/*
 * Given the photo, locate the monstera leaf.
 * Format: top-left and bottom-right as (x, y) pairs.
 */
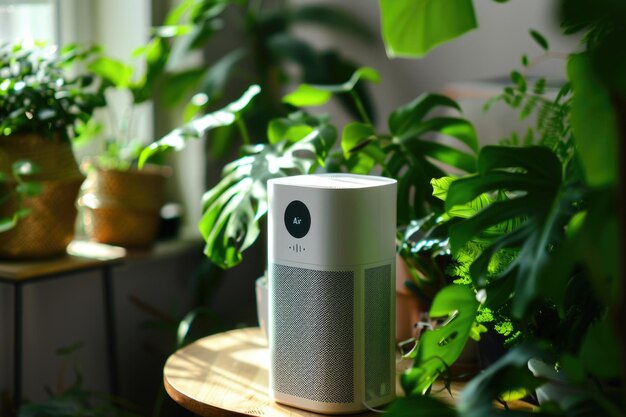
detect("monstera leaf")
(444, 145), (578, 318)
(458, 344), (543, 416)
(343, 93), (479, 224)
(138, 85), (261, 167)
(401, 285), (479, 395)
(199, 114), (336, 268)
(379, 0), (478, 58)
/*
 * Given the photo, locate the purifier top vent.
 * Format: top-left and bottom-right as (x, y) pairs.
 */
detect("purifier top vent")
(269, 173), (395, 190)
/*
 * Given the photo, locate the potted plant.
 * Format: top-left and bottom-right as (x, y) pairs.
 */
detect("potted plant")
(139, 64), (480, 348)
(0, 42), (104, 258)
(79, 42), (172, 248)
(372, 1), (625, 415)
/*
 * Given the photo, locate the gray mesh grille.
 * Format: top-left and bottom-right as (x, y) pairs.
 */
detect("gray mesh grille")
(364, 264), (392, 401)
(271, 264), (354, 403)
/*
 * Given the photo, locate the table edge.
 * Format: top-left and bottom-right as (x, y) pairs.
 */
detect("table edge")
(163, 361), (252, 417)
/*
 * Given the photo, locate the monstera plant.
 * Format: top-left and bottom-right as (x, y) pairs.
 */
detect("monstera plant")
(376, 0), (624, 415)
(141, 64), (480, 270)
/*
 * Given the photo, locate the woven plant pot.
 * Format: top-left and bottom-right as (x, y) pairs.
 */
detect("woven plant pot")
(79, 164), (170, 248)
(0, 133), (84, 258)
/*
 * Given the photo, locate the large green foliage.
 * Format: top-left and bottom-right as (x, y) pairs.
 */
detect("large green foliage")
(198, 112), (336, 268)
(382, 0), (624, 414)
(401, 285), (478, 395)
(379, 0), (477, 58)
(336, 90), (479, 223)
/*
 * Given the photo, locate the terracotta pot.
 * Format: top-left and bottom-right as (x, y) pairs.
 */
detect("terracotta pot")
(395, 254), (427, 342)
(79, 164), (170, 248)
(0, 133), (83, 258)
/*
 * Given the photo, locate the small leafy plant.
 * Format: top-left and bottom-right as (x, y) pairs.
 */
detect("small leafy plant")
(0, 42), (105, 142)
(85, 38), (169, 170)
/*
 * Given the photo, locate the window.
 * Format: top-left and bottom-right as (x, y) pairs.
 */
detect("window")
(0, 0), (59, 44)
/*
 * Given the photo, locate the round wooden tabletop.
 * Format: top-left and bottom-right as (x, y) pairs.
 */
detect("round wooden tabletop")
(163, 327), (534, 417)
(164, 327), (400, 417)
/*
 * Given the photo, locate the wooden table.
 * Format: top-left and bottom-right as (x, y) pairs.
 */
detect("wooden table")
(164, 327), (536, 417)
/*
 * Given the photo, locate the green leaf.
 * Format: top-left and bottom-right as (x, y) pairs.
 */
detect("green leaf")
(529, 29), (549, 51)
(283, 84), (332, 107)
(15, 207), (32, 219)
(579, 317), (622, 378)
(72, 119), (102, 148)
(16, 182), (42, 197)
(445, 172), (542, 210)
(267, 119), (314, 144)
(389, 94), (462, 137)
(458, 344), (542, 415)
(431, 176), (456, 202)
(449, 197), (530, 251)
(200, 123), (334, 268)
(401, 285), (478, 395)
(432, 176), (491, 219)
(87, 56), (133, 88)
(442, 145), (572, 318)
(568, 53), (618, 187)
(403, 140), (476, 173)
(477, 145), (561, 181)
(379, 0), (477, 58)
(283, 67), (380, 107)
(139, 84), (261, 167)
(0, 217), (16, 233)
(510, 70), (526, 93)
(341, 122), (375, 159)
(521, 54), (529, 67)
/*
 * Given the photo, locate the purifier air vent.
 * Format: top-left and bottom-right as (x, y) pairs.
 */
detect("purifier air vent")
(364, 264), (392, 402)
(271, 264), (354, 403)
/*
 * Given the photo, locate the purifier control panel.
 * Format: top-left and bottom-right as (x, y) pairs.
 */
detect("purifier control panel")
(284, 200), (310, 238)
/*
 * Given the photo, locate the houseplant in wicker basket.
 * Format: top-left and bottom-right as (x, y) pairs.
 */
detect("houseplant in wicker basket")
(0, 42), (105, 258)
(79, 44), (171, 248)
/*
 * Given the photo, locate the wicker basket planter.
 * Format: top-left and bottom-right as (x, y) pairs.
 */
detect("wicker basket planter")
(79, 164), (170, 248)
(0, 133), (84, 259)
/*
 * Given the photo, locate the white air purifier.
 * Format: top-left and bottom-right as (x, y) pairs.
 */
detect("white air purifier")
(267, 173), (397, 414)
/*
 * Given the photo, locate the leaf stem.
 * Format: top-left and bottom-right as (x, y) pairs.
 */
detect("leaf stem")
(235, 115), (251, 145)
(350, 90), (372, 125)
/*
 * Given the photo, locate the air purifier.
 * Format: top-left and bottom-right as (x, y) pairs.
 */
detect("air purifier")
(267, 173), (397, 414)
